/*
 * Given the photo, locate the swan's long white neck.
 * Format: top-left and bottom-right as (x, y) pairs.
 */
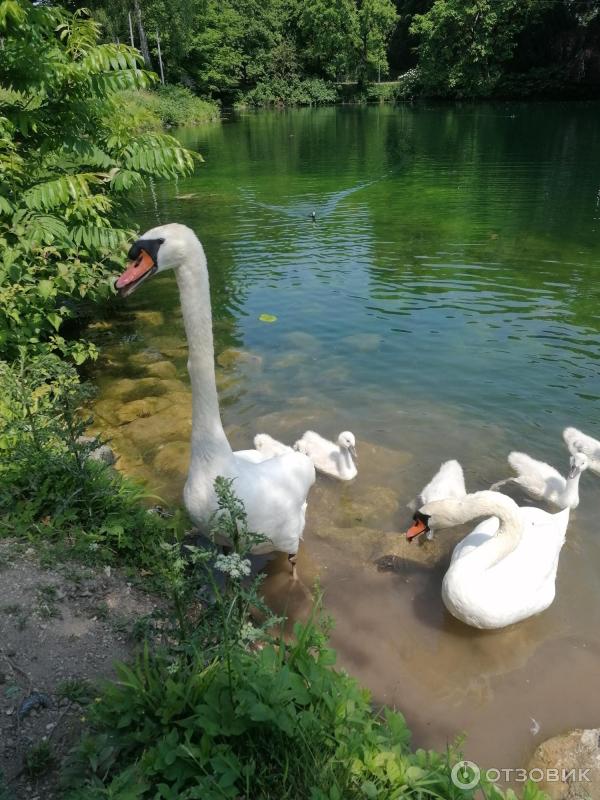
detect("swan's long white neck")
(562, 471), (582, 506)
(451, 492), (522, 573)
(175, 242), (232, 468)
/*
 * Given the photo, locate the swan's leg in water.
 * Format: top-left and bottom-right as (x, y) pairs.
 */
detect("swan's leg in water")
(288, 553), (298, 581)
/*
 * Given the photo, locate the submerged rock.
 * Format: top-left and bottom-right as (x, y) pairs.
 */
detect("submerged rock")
(101, 376), (170, 402)
(528, 728), (600, 799)
(217, 348), (263, 370)
(115, 396), (172, 425)
(282, 331), (321, 352)
(341, 333), (382, 352)
(133, 310), (165, 328)
(153, 441), (190, 478)
(77, 436), (116, 466)
(145, 360), (179, 380)
(123, 406), (191, 453)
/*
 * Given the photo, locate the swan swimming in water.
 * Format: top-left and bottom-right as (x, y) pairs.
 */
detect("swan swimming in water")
(294, 430), (358, 480)
(115, 224), (315, 578)
(407, 460), (466, 541)
(563, 426), (600, 476)
(406, 491), (570, 629)
(491, 451), (589, 510)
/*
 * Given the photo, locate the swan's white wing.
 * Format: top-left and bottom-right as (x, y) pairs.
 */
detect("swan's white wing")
(296, 430), (342, 476)
(232, 451), (316, 553)
(235, 448), (268, 464)
(298, 430), (334, 453)
(563, 427), (600, 475)
(450, 515), (499, 562)
(486, 506), (569, 586)
(254, 433), (291, 458)
(410, 460), (466, 511)
(508, 451), (565, 498)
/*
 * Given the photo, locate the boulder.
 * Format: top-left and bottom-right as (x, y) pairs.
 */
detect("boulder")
(153, 441), (190, 479)
(217, 348), (263, 370)
(145, 360), (178, 380)
(527, 728), (600, 799)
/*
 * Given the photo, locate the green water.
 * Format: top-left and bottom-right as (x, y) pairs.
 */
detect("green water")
(93, 103), (600, 771)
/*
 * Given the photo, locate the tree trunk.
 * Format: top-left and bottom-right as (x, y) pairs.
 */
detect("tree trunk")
(133, 0), (152, 69)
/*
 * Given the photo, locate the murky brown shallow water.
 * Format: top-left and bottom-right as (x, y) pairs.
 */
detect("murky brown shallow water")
(91, 103), (600, 777)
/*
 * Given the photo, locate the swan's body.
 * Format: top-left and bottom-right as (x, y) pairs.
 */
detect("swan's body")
(491, 451), (588, 510)
(411, 491), (570, 629)
(407, 460), (466, 540)
(254, 433), (293, 459)
(115, 224), (315, 569)
(295, 430), (357, 480)
(563, 426), (600, 476)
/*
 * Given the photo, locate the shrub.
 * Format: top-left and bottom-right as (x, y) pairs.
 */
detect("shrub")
(394, 68), (422, 100)
(0, 1), (196, 363)
(0, 354), (178, 571)
(241, 77), (338, 107)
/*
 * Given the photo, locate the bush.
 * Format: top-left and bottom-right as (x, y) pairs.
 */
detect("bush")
(393, 68), (422, 100)
(118, 85), (220, 129)
(0, 2), (196, 363)
(241, 77), (338, 107)
(0, 354), (178, 571)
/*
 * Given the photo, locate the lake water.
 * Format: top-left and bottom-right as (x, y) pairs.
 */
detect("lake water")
(91, 103), (600, 773)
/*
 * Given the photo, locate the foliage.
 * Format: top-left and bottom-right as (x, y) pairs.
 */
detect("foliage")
(410, 0), (546, 97)
(63, 482), (549, 800)
(71, 0), (600, 102)
(0, 0), (196, 362)
(116, 85), (219, 130)
(241, 78), (338, 107)
(0, 354), (178, 571)
(356, 0), (399, 84)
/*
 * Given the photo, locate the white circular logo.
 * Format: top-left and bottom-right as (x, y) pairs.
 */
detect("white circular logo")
(451, 760), (481, 790)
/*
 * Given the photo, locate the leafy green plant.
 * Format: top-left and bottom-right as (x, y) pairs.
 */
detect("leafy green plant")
(0, 354), (180, 572)
(0, 0), (196, 362)
(57, 678), (97, 706)
(116, 86), (219, 130)
(241, 77), (338, 107)
(25, 741), (55, 777)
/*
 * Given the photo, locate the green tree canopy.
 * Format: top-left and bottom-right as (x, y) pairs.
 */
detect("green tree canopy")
(410, 0), (546, 96)
(0, 0), (195, 360)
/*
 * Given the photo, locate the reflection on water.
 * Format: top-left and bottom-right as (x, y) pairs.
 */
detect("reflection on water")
(91, 103), (600, 772)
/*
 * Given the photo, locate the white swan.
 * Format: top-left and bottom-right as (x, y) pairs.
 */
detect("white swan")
(491, 451), (588, 510)
(115, 224), (315, 577)
(406, 491), (570, 629)
(254, 433), (293, 458)
(294, 430), (357, 480)
(563, 426), (600, 476)
(407, 460), (466, 541)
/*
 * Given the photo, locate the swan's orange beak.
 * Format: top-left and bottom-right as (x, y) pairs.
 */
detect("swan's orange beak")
(406, 516), (429, 542)
(115, 249), (156, 297)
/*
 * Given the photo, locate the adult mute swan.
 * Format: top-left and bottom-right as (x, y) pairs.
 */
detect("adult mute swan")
(491, 451), (588, 510)
(294, 430), (357, 480)
(115, 224), (316, 577)
(407, 460), (466, 541)
(405, 491), (570, 629)
(563, 426), (600, 476)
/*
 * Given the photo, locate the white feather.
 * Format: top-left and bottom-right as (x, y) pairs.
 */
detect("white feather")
(294, 430), (357, 481)
(563, 426), (600, 476)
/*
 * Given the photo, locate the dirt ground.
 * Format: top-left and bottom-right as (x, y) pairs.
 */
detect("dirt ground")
(0, 539), (160, 799)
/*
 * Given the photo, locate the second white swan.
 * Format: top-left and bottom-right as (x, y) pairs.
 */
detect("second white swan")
(406, 491), (570, 629)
